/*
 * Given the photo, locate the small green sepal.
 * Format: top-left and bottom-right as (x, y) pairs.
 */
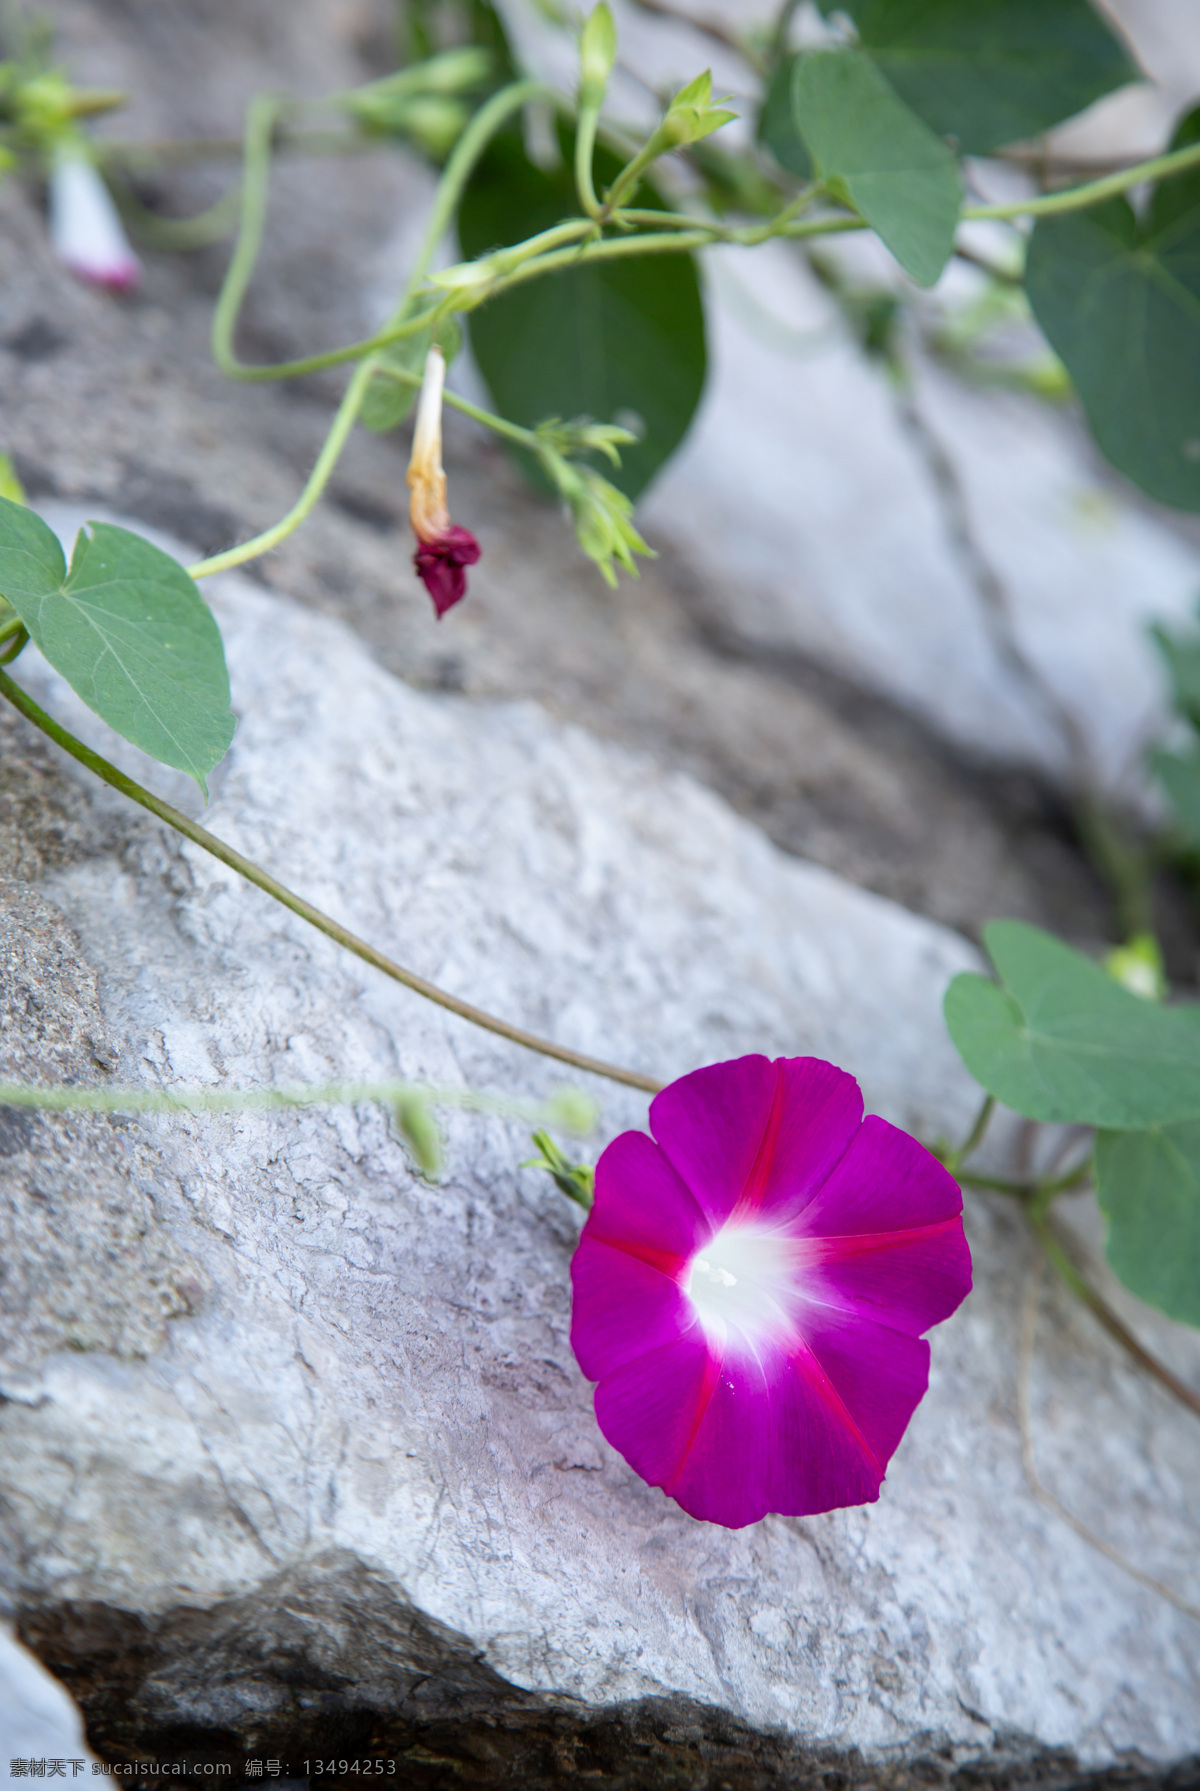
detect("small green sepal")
(523, 1130), (595, 1209)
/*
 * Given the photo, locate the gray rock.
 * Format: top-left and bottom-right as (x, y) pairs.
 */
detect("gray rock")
(0, 1621), (97, 1762)
(1, 512), (1198, 1779)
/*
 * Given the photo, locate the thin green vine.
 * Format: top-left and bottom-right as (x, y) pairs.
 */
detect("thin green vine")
(0, 667), (663, 1096)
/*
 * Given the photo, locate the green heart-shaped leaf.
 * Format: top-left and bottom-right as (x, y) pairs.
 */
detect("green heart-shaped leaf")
(0, 497), (67, 602)
(1096, 1123), (1200, 1326)
(458, 127), (706, 500)
(1153, 746), (1200, 845)
(824, 0), (1137, 157)
(944, 919), (1200, 1126)
(791, 48), (961, 287)
(758, 55), (812, 180)
(1025, 109), (1200, 512)
(0, 503), (235, 794)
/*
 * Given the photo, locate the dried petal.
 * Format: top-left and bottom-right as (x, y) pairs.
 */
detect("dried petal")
(407, 345), (480, 616)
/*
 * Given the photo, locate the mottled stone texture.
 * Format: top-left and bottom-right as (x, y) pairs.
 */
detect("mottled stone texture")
(2, 0), (1200, 1775)
(0, 531), (1197, 1781)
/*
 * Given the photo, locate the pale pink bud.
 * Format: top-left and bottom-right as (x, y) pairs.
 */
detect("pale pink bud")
(48, 144), (141, 291)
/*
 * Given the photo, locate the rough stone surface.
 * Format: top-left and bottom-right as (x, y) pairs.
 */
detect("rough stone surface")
(3, 0), (1200, 1775)
(0, 877), (204, 1374)
(0, 518), (1198, 1779)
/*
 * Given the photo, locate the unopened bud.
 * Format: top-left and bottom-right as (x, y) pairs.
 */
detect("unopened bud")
(1105, 933), (1165, 1002)
(47, 142), (141, 291)
(661, 71), (737, 148)
(579, 4), (617, 106)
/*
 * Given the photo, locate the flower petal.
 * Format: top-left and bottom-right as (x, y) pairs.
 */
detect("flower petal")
(650, 1055), (861, 1229)
(796, 1303), (932, 1468)
(665, 1337), (885, 1527)
(649, 1055), (776, 1226)
(665, 1347), (777, 1527)
(593, 1325), (721, 1494)
(797, 1114), (963, 1235)
(588, 1129), (710, 1265)
(737, 1057), (864, 1224)
(571, 1235), (694, 1382)
(800, 1220), (972, 1336)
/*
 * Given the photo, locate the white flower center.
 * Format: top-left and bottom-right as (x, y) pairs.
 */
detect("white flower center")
(683, 1225), (802, 1348)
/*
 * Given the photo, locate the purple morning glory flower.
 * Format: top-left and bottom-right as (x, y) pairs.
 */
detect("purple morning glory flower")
(570, 1055), (972, 1529)
(407, 345), (480, 617)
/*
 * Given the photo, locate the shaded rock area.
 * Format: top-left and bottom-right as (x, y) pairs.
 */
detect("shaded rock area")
(11, 1554), (1189, 1790)
(0, 537), (1198, 1781)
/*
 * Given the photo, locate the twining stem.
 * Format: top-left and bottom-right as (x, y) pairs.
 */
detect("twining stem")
(209, 91), (290, 381)
(189, 78), (547, 581)
(0, 669), (662, 1096)
(0, 622), (28, 665)
(187, 355), (377, 579)
(1018, 1261), (1200, 1624)
(0, 1077), (592, 1129)
(112, 177), (244, 250)
(944, 1092), (995, 1173)
(964, 135), (1200, 221)
(1032, 1208), (1200, 1422)
(356, 356), (545, 452)
(955, 1137), (1200, 1422)
(182, 55), (1200, 589)
(401, 80), (548, 299)
(574, 97), (604, 219)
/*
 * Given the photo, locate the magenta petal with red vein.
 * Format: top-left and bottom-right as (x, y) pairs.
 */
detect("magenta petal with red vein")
(570, 1055), (972, 1528)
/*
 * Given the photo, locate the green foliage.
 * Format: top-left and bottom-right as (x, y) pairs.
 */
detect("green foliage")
(824, 0), (1136, 156)
(1025, 109), (1200, 513)
(0, 490), (64, 597)
(657, 71), (737, 151)
(1153, 609), (1200, 726)
(0, 500), (234, 792)
(1096, 1123), (1200, 1325)
(548, 457), (653, 586)
(523, 1129), (595, 1209)
(758, 55), (811, 180)
(0, 454), (24, 505)
(944, 919), (1200, 1127)
(1153, 747), (1200, 846)
(1150, 600), (1200, 843)
(394, 1091), (443, 1177)
(341, 48), (491, 158)
(457, 128), (706, 500)
(1104, 931), (1165, 1002)
(361, 317), (462, 434)
(790, 49), (961, 287)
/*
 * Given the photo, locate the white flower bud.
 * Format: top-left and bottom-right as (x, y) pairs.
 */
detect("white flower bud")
(48, 143), (140, 291)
